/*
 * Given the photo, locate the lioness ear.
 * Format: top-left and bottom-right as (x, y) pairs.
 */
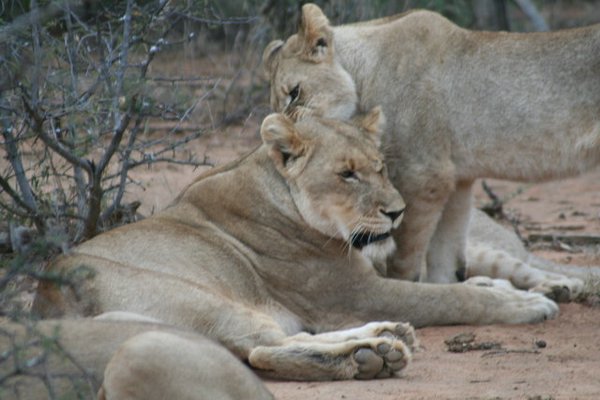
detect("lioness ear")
(261, 113), (307, 170)
(263, 40), (284, 77)
(298, 3), (333, 63)
(357, 106), (386, 147)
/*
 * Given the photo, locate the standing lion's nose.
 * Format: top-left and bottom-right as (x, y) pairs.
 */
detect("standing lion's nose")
(380, 208), (404, 223)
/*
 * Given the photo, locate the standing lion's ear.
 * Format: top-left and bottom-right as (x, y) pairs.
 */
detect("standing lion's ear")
(261, 113), (307, 171)
(263, 40), (284, 77)
(356, 106), (386, 147)
(298, 3), (333, 63)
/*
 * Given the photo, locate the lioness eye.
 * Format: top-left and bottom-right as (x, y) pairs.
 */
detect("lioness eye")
(339, 170), (357, 180)
(289, 84), (300, 102)
(379, 164), (387, 176)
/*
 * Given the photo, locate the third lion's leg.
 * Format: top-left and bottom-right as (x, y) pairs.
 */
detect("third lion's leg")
(388, 187), (451, 282)
(426, 181), (474, 283)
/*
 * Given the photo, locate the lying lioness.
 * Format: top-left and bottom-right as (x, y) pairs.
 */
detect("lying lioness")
(263, 4), (600, 289)
(0, 316), (273, 400)
(33, 110), (557, 383)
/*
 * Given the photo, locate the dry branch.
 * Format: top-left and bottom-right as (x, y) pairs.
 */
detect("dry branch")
(528, 234), (600, 247)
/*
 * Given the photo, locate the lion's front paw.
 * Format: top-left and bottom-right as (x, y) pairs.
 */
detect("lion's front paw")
(530, 277), (584, 302)
(353, 338), (410, 379)
(489, 287), (560, 324)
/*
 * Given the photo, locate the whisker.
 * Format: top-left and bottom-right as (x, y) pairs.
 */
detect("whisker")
(347, 221), (364, 261)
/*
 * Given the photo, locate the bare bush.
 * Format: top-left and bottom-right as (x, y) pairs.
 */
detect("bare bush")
(0, 1), (267, 397)
(2, 0), (204, 244)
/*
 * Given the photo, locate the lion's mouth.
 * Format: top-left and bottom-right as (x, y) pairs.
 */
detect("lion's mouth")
(350, 231), (391, 249)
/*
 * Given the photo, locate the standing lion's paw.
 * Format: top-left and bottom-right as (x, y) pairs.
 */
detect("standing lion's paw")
(530, 277), (584, 302)
(353, 337), (410, 379)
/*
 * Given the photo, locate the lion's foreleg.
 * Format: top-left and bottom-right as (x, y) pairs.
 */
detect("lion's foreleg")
(427, 181), (474, 283)
(387, 161), (456, 281)
(388, 194), (448, 281)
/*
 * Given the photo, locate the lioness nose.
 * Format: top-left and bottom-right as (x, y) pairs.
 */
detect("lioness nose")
(381, 208), (404, 223)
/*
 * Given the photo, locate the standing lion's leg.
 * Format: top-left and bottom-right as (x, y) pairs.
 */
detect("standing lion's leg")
(426, 181), (474, 283)
(386, 160), (456, 281)
(388, 199), (445, 281)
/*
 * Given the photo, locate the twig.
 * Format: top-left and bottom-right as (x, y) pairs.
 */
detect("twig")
(480, 180), (504, 218)
(0, 177), (37, 217)
(0, 128), (44, 233)
(482, 348), (541, 357)
(20, 95), (93, 174)
(127, 157), (211, 169)
(172, 12), (260, 25)
(512, 0), (549, 31)
(528, 234), (600, 247)
(100, 113), (143, 224)
(479, 180), (526, 244)
(0, 199), (31, 220)
(149, 76), (217, 83)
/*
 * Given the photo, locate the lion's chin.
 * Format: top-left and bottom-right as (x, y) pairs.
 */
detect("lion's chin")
(350, 231), (391, 249)
(359, 237), (396, 265)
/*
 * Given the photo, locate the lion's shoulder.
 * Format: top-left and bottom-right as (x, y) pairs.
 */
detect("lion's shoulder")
(337, 9), (458, 37)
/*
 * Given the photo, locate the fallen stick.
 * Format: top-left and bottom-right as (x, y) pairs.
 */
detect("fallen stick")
(528, 234), (600, 246)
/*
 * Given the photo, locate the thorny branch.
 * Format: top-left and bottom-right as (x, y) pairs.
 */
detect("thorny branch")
(1, 0), (272, 397)
(1, 0), (219, 244)
(480, 180), (526, 244)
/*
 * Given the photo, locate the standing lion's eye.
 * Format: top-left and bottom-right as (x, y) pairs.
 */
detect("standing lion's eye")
(289, 84), (300, 103)
(339, 170), (358, 181)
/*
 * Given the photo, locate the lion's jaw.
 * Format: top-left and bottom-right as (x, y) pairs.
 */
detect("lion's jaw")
(291, 190), (399, 257)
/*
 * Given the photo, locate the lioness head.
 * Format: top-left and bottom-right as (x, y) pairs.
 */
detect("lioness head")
(261, 108), (404, 259)
(263, 4), (357, 120)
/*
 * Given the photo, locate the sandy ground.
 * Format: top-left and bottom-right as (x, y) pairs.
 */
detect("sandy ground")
(268, 304), (600, 400)
(127, 126), (600, 400)
(266, 303), (600, 399)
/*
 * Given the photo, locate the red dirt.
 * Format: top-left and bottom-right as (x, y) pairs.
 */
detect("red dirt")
(266, 303), (600, 399)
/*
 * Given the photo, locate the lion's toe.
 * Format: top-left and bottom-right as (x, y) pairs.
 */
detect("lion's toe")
(354, 347), (384, 379)
(530, 277), (584, 303)
(377, 322), (418, 351)
(353, 338), (410, 379)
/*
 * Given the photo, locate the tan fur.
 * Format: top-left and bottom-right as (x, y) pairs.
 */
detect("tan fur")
(466, 210), (591, 301)
(263, 4), (600, 292)
(32, 112), (558, 383)
(0, 317), (272, 400)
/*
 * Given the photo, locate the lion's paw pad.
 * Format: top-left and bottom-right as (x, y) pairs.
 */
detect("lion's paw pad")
(378, 322), (418, 351)
(530, 278), (584, 303)
(353, 339), (409, 379)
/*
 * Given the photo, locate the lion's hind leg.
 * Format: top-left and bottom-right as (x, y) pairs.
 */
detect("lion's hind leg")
(248, 324), (412, 381)
(466, 243), (584, 302)
(100, 330), (274, 400)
